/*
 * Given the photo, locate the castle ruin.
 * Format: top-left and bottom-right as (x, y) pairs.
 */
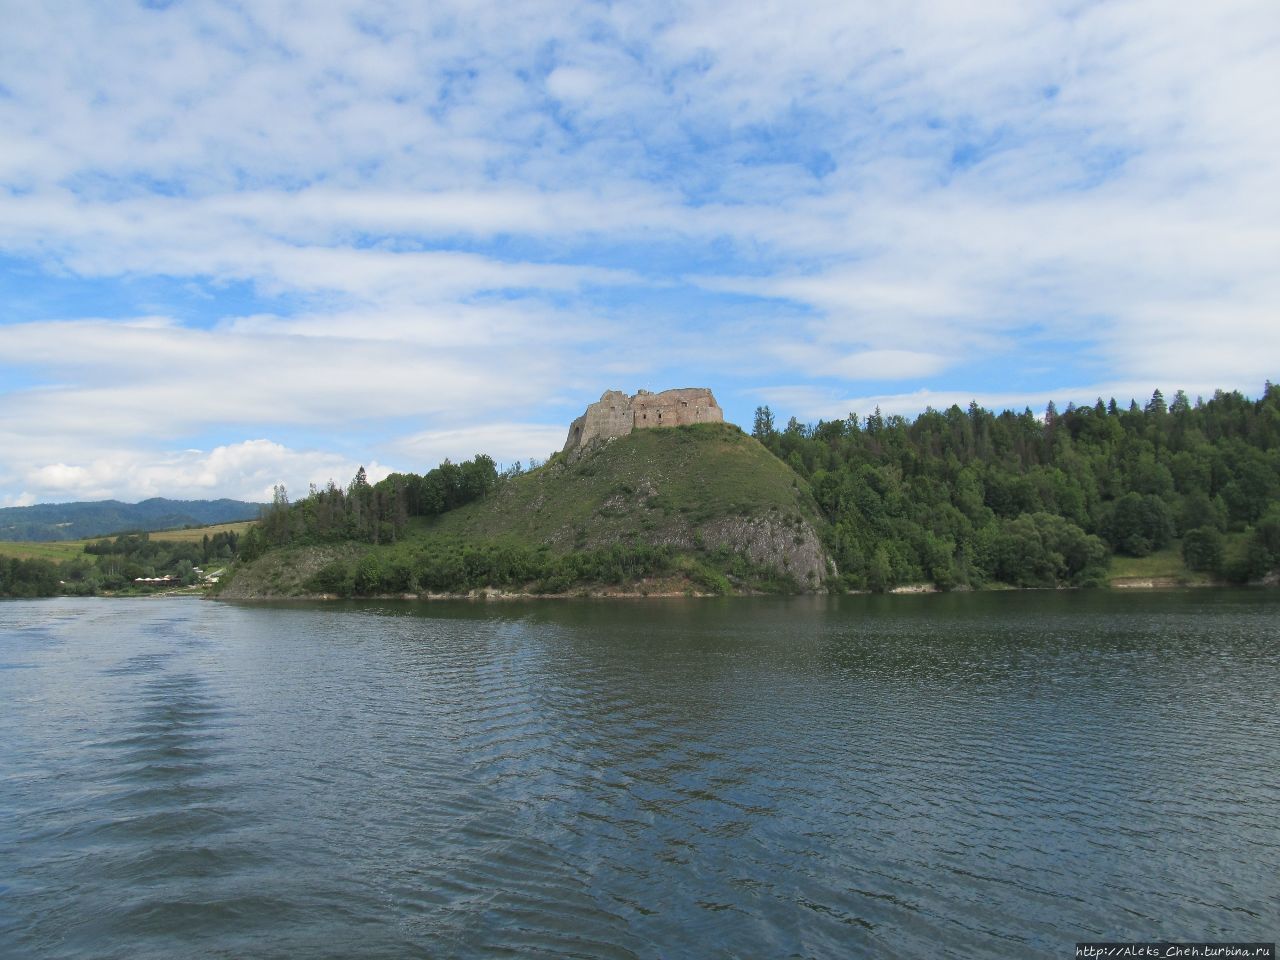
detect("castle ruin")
(561, 388), (724, 458)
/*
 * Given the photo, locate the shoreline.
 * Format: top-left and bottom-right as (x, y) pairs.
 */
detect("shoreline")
(13, 577), (1270, 602)
(24, 571), (1275, 602)
(209, 577), (1275, 603)
(216, 585), (736, 603)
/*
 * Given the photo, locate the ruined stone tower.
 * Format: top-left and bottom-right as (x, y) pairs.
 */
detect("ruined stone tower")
(561, 388), (724, 458)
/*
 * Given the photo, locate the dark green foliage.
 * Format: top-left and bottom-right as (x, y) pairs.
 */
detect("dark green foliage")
(1222, 504), (1280, 584)
(0, 557), (62, 597)
(977, 514), (1108, 588)
(1104, 493), (1174, 557)
(238, 526), (267, 562)
(308, 560), (353, 596)
(1222, 536), (1272, 584)
(752, 405), (775, 440)
(1176, 492), (1226, 535)
(304, 542), (682, 596)
(258, 456), (499, 550)
(292, 536), (803, 598)
(757, 382), (1279, 588)
(354, 555), (383, 594)
(1254, 505), (1280, 562)
(1182, 527), (1224, 574)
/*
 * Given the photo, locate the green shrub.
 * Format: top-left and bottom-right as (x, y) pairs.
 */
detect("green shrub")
(1182, 527), (1224, 574)
(306, 560), (353, 596)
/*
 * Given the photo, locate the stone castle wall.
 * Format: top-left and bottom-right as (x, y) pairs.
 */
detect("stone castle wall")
(562, 387), (724, 457)
(631, 388), (723, 431)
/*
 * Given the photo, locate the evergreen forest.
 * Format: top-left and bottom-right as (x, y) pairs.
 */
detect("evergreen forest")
(750, 384), (1280, 590)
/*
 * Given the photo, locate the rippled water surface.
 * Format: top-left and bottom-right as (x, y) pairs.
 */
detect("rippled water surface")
(2, 591), (1278, 958)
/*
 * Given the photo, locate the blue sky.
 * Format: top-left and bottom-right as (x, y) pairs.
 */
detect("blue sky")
(1, 0), (1278, 504)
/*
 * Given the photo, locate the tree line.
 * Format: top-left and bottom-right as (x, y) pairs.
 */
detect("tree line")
(752, 383), (1280, 590)
(0, 530), (241, 598)
(8, 384), (1277, 598)
(240, 455), (501, 560)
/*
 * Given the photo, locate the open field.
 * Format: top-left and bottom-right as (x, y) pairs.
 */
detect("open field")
(1107, 544), (1188, 580)
(1105, 533), (1255, 586)
(144, 520), (256, 543)
(0, 520), (256, 561)
(0, 540), (89, 562)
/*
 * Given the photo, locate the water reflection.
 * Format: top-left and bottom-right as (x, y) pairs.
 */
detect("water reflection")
(1, 591), (1276, 959)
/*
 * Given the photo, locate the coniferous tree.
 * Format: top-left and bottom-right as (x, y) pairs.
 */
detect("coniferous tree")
(752, 406), (776, 440)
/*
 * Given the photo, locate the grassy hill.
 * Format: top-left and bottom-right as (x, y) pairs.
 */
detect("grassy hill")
(220, 423), (833, 599)
(434, 423), (818, 547)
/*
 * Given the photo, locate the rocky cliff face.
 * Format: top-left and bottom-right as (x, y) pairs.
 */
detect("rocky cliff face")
(662, 514), (831, 587)
(562, 387), (723, 459)
(703, 515), (830, 586)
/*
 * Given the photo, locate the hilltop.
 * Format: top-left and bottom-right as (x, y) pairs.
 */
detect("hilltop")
(434, 423), (827, 580)
(218, 422), (831, 599)
(0, 497), (262, 542)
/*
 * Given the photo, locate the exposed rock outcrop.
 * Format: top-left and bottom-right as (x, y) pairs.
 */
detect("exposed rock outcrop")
(673, 514), (830, 586)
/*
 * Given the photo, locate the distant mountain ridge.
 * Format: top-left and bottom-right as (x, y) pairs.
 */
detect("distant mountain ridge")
(0, 498), (264, 541)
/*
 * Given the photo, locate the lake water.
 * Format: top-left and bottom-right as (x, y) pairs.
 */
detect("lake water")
(2, 591), (1277, 958)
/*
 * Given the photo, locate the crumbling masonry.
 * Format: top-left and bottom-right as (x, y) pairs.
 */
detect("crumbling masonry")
(561, 388), (724, 458)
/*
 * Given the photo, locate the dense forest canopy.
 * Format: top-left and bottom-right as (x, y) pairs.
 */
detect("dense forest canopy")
(240, 455), (502, 561)
(750, 383), (1280, 590)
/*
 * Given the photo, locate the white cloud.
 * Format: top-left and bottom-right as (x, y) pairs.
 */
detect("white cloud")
(768, 344), (954, 381)
(3, 439), (393, 505)
(0, 311), (566, 403)
(0, 0), (1276, 501)
(546, 66), (603, 102)
(393, 423), (569, 470)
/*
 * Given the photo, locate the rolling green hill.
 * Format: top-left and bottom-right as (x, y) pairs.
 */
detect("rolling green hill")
(219, 423), (832, 599)
(435, 423), (820, 549)
(0, 497), (262, 541)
